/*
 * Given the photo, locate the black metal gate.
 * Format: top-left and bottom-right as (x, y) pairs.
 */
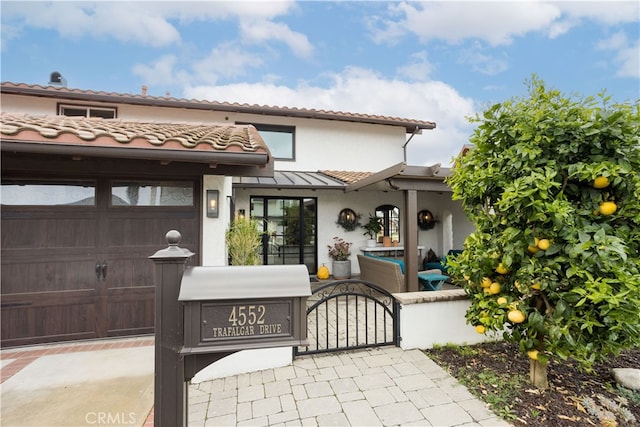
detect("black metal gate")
(295, 279), (400, 356)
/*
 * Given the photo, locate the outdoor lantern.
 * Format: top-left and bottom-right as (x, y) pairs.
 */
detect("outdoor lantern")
(341, 208), (356, 222)
(206, 190), (219, 218)
(417, 209), (436, 230)
(238, 209), (246, 219)
(337, 208), (359, 231)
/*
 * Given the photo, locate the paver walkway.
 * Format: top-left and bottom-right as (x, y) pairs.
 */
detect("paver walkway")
(187, 345), (512, 427)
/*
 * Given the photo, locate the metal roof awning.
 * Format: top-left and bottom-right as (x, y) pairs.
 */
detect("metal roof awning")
(345, 162), (451, 193)
(233, 171), (347, 190)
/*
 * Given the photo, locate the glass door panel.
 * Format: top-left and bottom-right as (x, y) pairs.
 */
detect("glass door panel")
(250, 196), (317, 273)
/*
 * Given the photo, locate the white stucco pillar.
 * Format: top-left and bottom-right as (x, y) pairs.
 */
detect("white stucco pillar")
(201, 175), (232, 266)
(442, 210), (454, 254)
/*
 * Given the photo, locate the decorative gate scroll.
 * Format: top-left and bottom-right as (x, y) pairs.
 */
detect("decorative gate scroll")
(295, 279), (399, 356)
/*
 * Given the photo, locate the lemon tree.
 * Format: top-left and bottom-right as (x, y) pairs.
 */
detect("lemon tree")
(446, 76), (640, 388)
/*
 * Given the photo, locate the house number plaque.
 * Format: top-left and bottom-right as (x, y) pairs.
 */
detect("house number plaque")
(200, 300), (292, 341)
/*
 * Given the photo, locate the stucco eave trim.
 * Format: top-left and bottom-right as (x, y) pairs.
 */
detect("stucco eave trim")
(1, 139), (271, 166)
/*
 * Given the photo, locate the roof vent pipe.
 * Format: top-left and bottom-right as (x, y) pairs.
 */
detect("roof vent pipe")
(48, 71), (67, 87)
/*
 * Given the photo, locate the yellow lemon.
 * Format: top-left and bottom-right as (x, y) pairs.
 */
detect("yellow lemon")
(531, 282), (541, 290)
(527, 245), (539, 254)
(527, 349), (539, 360)
(537, 239), (550, 251)
(593, 176), (610, 189)
(507, 309), (526, 323)
(515, 280), (525, 293)
(481, 277), (493, 288)
(489, 282), (501, 295)
(475, 325), (486, 334)
(599, 201), (617, 216)
(496, 263), (509, 275)
(497, 296), (508, 305)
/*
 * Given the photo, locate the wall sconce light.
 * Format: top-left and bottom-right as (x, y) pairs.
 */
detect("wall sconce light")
(238, 209), (246, 219)
(417, 209), (436, 230)
(336, 208), (360, 231)
(206, 190), (219, 218)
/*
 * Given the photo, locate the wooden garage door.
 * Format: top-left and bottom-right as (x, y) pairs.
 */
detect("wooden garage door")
(1, 177), (200, 347)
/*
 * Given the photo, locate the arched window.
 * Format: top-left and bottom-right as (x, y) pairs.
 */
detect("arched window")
(375, 204), (400, 242)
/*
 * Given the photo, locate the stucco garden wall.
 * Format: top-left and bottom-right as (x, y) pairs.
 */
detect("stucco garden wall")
(394, 290), (500, 349)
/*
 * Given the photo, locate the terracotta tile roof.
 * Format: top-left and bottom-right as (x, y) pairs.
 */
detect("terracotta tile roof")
(1, 82), (436, 133)
(0, 112), (269, 154)
(0, 113), (272, 171)
(320, 170), (373, 184)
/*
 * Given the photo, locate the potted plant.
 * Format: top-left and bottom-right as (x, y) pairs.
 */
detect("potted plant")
(362, 214), (382, 247)
(327, 236), (352, 279)
(225, 216), (262, 265)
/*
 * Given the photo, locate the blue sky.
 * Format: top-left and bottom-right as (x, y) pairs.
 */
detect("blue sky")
(2, 1), (639, 167)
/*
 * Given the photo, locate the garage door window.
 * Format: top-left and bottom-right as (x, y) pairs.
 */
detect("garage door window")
(111, 181), (194, 206)
(1, 180), (96, 205)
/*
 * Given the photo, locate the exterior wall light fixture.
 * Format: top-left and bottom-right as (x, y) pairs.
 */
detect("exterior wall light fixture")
(336, 208), (360, 231)
(417, 209), (436, 230)
(206, 190), (219, 218)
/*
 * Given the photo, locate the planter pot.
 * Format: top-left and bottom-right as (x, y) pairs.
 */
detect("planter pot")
(332, 260), (351, 279)
(366, 239), (377, 248)
(382, 236), (392, 247)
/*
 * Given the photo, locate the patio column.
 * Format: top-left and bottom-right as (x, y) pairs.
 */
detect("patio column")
(403, 189), (419, 292)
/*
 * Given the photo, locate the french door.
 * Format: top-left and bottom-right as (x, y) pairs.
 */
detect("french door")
(250, 197), (317, 274)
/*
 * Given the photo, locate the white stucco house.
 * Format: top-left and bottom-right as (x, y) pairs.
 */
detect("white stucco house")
(0, 76), (474, 348)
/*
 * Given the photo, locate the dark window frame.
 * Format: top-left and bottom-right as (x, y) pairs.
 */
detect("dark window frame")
(57, 103), (118, 119)
(109, 179), (196, 208)
(249, 195), (317, 273)
(375, 204), (400, 241)
(237, 122), (295, 161)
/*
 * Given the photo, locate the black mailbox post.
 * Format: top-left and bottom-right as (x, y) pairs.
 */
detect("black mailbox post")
(150, 231), (310, 427)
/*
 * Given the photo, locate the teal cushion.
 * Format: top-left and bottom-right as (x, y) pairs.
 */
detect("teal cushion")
(364, 253), (405, 273)
(378, 256), (405, 274)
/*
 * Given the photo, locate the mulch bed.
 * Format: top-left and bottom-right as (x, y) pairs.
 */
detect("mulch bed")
(425, 341), (639, 426)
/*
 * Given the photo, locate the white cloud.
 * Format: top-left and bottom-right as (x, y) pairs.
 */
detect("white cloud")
(457, 42), (509, 76)
(185, 67), (477, 166)
(239, 19), (314, 58)
(614, 43), (640, 79)
(596, 32), (629, 51)
(193, 43), (264, 82)
(596, 32), (640, 79)
(132, 55), (190, 87)
(373, 1), (638, 46)
(555, 1), (639, 26)
(132, 42), (265, 89)
(547, 2), (639, 38)
(378, 2), (562, 46)
(4, 2), (181, 47)
(396, 51), (434, 81)
(1, 1), (308, 54)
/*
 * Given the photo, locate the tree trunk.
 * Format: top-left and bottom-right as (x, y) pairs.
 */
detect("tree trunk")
(530, 359), (549, 389)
